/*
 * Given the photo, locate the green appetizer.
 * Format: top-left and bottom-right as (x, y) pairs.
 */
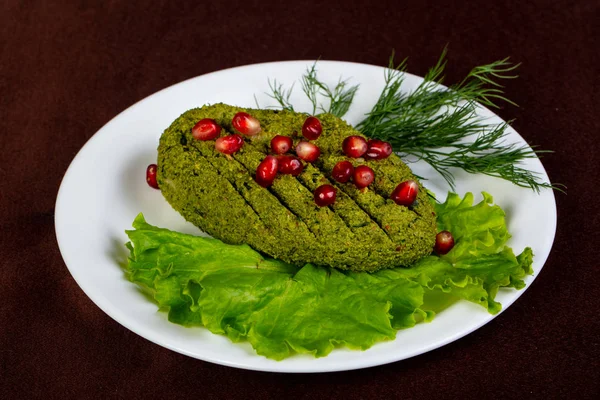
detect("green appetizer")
(157, 104), (437, 272)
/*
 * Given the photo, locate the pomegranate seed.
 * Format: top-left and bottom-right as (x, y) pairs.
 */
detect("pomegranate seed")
(146, 164), (159, 189)
(232, 112), (261, 136)
(191, 118), (221, 141)
(314, 184), (337, 207)
(255, 156), (279, 187)
(390, 180), (419, 206)
(365, 139), (393, 160)
(434, 231), (455, 255)
(295, 141), (320, 163)
(215, 134), (244, 154)
(331, 160), (354, 183)
(302, 116), (322, 140)
(270, 135), (293, 154)
(353, 165), (374, 189)
(342, 136), (368, 158)
(277, 155), (304, 176)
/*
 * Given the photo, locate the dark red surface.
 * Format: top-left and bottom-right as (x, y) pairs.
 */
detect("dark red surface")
(1, 0), (598, 398)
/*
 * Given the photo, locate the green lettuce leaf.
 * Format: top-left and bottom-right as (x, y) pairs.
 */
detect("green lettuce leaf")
(124, 192), (533, 360)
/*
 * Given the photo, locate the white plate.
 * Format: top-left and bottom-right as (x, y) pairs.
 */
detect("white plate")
(55, 60), (557, 373)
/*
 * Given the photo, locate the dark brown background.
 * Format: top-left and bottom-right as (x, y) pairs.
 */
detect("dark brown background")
(1, 0), (598, 398)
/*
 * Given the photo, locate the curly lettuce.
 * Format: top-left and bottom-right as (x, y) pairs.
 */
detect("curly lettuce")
(125, 192), (533, 360)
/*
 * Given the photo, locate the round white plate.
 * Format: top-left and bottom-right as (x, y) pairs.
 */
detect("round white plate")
(55, 60), (557, 373)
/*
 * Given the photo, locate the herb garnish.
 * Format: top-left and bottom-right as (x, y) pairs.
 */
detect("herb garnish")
(265, 62), (359, 118)
(262, 50), (561, 192)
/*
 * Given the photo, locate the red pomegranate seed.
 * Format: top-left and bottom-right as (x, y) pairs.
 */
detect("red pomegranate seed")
(295, 141), (320, 163)
(314, 184), (337, 207)
(434, 231), (455, 255)
(331, 160), (354, 183)
(146, 164), (159, 189)
(232, 112), (261, 136)
(277, 155), (304, 176)
(302, 116), (322, 140)
(342, 136), (368, 158)
(365, 139), (393, 160)
(191, 118), (221, 141)
(215, 134), (244, 154)
(270, 135), (293, 154)
(390, 180), (419, 206)
(255, 156), (279, 187)
(353, 165), (374, 189)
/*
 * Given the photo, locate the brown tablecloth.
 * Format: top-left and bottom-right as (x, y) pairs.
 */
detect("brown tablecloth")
(2, 0), (598, 398)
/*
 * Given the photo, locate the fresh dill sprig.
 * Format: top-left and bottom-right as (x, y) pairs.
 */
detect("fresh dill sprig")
(300, 63), (359, 117)
(328, 78), (360, 117)
(356, 50), (557, 192)
(262, 64), (358, 118)
(262, 51), (560, 192)
(266, 79), (295, 111)
(456, 57), (520, 108)
(301, 63), (319, 114)
(265, 62), (358, 118)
